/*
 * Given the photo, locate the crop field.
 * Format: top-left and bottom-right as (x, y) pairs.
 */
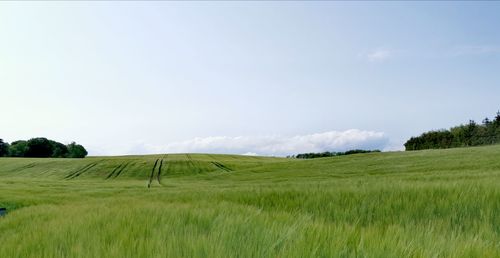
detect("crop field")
(0, 146), (499, 257)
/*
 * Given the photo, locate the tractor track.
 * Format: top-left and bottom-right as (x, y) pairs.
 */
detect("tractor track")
(10, 163), (36, 172)
(211, 161), (232, 172)
(114, 162), (130, 178)
(106, 164), (123, 179)
(147, 155), (167, 188)
(147, 159), (159, 188)
(106, 162), (131, 179)
(157, 155), (166, 184)
(65, 162), (99, 179)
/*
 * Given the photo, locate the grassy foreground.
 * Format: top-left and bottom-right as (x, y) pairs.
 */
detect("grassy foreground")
(0, 146), (499, 257)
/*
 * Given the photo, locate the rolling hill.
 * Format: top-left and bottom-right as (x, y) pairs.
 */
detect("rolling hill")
(0, 147), (499, 257)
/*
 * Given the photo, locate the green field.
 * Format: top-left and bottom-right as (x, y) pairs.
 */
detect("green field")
(0, 146), (499, 257)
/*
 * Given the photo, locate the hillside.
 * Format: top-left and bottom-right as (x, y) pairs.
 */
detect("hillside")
(0, 147), (499, 257)
(0, 154), (285, 180)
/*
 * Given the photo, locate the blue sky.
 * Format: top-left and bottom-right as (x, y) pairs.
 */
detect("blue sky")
(1, 2), (500, 156)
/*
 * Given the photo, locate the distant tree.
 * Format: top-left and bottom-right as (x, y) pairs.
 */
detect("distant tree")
(8, 140), (28, 157)
(464, 120), (477, 146)
(67, 142), (88, 158)
(50, 140), (69, 158)
(25, 137), (53, 158)
(3, 138), (87, 158)
(495, 111), (500, 125)
(405, 130), (455, 150)
(294, 150), (380, 159)
(344, 149), (381, 155)
(405, 110), (500, 151)
(0, 139), (9, 157)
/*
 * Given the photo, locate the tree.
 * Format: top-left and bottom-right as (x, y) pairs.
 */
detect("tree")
(464, 120), (477, 146)
(0, 139), (9, 157)
(494, 111), (500, 128)
(294, 150), (380, 159)
(8, 140), (28, 157)
(25, 137), (53, 158)
(406, 110), (500, 151)
(67, 142), (88, 158)
(50, 140), (69, 158)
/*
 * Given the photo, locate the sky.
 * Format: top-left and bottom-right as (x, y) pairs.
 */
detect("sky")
(1, 2), (500, 156)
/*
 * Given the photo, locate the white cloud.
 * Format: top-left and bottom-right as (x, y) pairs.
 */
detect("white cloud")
(362, 49), (393, 62)
(100, 129), (389, 157)
(242, 152), (259, 156)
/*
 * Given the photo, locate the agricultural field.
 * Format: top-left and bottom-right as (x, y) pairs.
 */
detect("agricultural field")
(0, 146), (499, 257)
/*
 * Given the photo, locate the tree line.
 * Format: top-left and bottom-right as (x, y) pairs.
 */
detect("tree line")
(288, 149), (381, 159)
(405, 111), (500, 151)
(0, 137), (88, 158)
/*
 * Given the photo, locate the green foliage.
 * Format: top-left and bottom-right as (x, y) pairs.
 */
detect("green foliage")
(405, 111), (500, 150)
(67, 142), (88, 158)
(1, 138), (87, 158)
(25, 137), (54, 157)
(291, 149), (381, 159)
(0, 148), (498, 257)
(7, 140), (27, 157)
(0, 139), (9, 157)
(50, 140), (69, 158)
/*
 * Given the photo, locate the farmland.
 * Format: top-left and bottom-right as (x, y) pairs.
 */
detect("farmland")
(0, 146), (499, 257)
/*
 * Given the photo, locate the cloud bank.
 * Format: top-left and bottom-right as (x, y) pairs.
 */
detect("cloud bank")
(120, 129), (388, 156)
